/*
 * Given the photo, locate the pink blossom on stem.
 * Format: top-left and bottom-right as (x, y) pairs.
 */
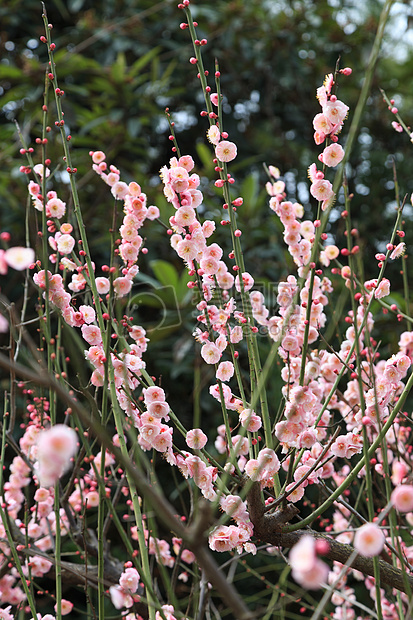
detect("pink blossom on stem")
(46, 197), (66, 219)
(113, 276), (133, 297)
(321, 143), (345, 167)
(322, 99), (349, 124)
(374, 278), (390, 299)
(354, 522), (385, 557)
(81, 324), (103, 346)
(310, 178), (334, 203)
(235, 272), (254, 292)
(216, 361), (234, 382)
(95, 276), (110, 294)
(56, 234), (75, 255)
(215, 140), (237, 163)
(54, 600), (73, 615)
(390, 242), (406, 260)
(35, 425), (78, 488)
(201, 342), (221, 364)
(186, 428), (208, 449)
(239, 409), (262, 432)
(391, 485), (413, 512)
(4, 247), (35, 270)
(289, 535), (329, 589)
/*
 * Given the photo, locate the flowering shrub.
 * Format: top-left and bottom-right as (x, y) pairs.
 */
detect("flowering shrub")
(1, 1), (413, 619)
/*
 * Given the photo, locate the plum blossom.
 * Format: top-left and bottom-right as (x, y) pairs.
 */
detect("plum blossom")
(322, 143), (345, 167)
(289, 535), (329, 589)
(215, 140), (237, 163)
(354, 522), (384, 557)
(323, 98), (349, 125)
(374, 278), (390, 299)
(56, 234), (75, 255)
(4, 247), (35, 271)
(35, 425), (78, 488)
(310, 178), (334, 203)
(186, 428), (208, 450)
(391, 485), (413, 512)
(201, 342), (221, 364)
(216, 361), (234, 382)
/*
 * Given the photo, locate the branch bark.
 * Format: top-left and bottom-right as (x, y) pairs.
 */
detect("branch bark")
(247, 481), (413, 595)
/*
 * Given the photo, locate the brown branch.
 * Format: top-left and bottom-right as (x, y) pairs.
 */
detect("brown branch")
(247, 481), (413, 595)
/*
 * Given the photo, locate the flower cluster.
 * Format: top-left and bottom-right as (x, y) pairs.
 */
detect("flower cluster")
(4, 4), (413, 619)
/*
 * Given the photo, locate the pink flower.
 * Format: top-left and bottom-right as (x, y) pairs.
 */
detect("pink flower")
(200, 256), (219, 275)
(111, 181), (129, 200)
(178, 155), (195, 171)
(95, 276), (110, 294)
(4, 247), (35, 270)
(146, 205), (160, 220)
(294, 557), (329, 589)
(109, 585), (133, 610)
(156, 605), (178, 620)
(151, 428), (173, 452)
(56, 234), (75, 255)
(143, 386), (166, 404)
(119, 567), (140, 593)
(81, 324), (103, 346)
(289, 535), (329, 589)
(79, 305), (96, 324)
(201, 342), (221, 364)
(374, 278), (390, 299)
(256, 448), (280, 474)
(391, 485), (413, 512)
(33, 163), (50, 179)
(92, 150), (106, 164)
(310, 179), (334, 202)
(354, 522), (385, 557)
(177, 238), (198, 261)
(210, 93), (219, 106)
(207, 125), (221, 145)
(390, 242), (406, 260)
(313, 113), (333, 135)
(216, 361), (234, 382)
(169, 166), (189, 193)
(186, 428), (208, 450)
(147, 401), (169, 419)
(215, 140), (237, 163)
(235, 272), (254, 292)
(46, 197), (66, 219)
(289, 535), (316, 571)
(113, 276), (132, 297)
(35, 425), (78, 488)
(54, 599), (73, 615)
(208, 525), (238, 552)
(322, 99), (349, 124)
(239, 409), (262, 432)
(321, 143), (345, 167)
(174, 206), (197, 227)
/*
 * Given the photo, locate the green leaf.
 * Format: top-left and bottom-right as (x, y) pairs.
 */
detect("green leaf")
(130, 292), (165, 308)
(176, 270), (192, 306)
(196, 141), (214, 172)
(130, 46), (161, 78)
(150, 260), (178, 288)
(111, 52), (127, 82)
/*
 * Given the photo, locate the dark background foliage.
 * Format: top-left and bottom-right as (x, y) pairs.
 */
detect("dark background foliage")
(2, 0), (413, 420)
